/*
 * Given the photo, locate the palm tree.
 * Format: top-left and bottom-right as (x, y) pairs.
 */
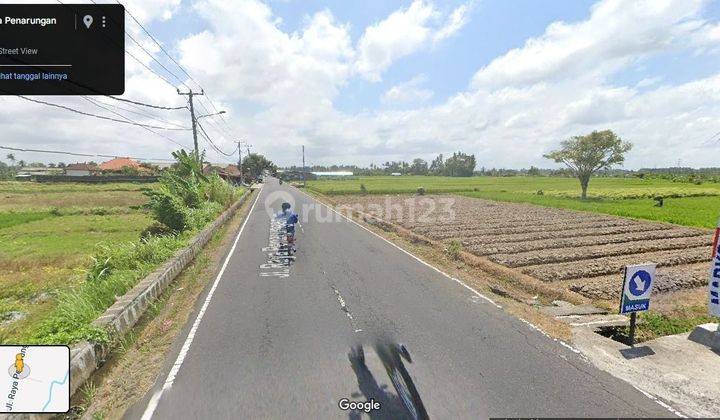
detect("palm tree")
(6, 154), (15, 166)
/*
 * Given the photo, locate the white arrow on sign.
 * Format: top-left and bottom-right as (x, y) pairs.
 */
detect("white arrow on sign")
(632, 274), (647, 294)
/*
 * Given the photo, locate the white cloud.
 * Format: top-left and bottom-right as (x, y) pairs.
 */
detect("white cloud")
(636, 76), (663, 88)
(471, 0), (706, 89)
(382, 75), (434, 104)
(122, 0), (182, 22)
(356, 1), (473, 82)
(178, 1), (353, 108)
(433, 1), (474, 43)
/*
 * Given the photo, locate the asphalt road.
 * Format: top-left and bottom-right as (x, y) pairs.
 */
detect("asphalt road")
(130, 179), (674, 419)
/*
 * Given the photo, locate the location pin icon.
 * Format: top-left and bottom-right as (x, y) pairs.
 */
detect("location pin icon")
(83, 15), (93, 29)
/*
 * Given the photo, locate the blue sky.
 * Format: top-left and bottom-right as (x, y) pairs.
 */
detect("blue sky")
(2, 0), (720, 169)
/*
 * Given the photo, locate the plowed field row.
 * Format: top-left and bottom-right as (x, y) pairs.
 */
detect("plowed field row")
(491, 235), (711, 267)
(523, 246), (710, 281)
(566, 262), (711, 300)
(467, 228), (705, 256)
(331, 194), (713, 300)
(460, 224), (674, 245)
(423, 218), (640, 240)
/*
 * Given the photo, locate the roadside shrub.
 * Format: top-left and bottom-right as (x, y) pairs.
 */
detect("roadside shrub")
(145, 151), (239, 233)
(146, 187), (188, 232)
(360, 183), (367, 195)
(140, 222), (176, 239)
(90, 207), (109, 215)
(204, 174), (239, 208)
(417, 186), (425, 195)
(49, 207), (61, 216)
(185, 201), (223, 231)
(446, 240), (463, 260)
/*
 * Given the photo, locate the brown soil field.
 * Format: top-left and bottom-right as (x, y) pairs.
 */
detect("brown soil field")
(333, 195), (713, 302)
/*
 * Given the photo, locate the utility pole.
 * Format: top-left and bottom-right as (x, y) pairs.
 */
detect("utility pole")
(177, 88), (204, 161)
(236, 141), (243, 184)
(302, 145), (306, 187)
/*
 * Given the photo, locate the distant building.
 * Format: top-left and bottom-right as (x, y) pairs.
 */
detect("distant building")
(203, 163), (243, 183)
(391, 172), (402, 176)
(15, 167), (61, 179)
(99, 157), (143, 172)
(312, 171), (354, 177)
(280, 170), (317, 181)
(65, 163), (98, 177)
(144, 161), (173, 170)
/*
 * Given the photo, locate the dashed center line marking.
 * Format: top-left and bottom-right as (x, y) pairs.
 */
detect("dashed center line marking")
(330, 284), (362, 333)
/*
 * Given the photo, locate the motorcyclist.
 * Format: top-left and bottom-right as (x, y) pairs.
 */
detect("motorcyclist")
(276, 202), (299, 252)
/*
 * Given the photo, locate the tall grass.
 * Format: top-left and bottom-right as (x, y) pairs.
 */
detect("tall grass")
(28, 235), (185, 344)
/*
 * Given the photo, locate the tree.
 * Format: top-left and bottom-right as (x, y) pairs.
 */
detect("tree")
(544, 130), (632, 199)
(6, 154), (15, 166)
(0, 161), (15, 180)
(429, 154), (444, 175)
(382, 161), (403, 174)
(444, 152), (476, 177)
(409, 158), (428, 175)
(241, 153), (276, 179)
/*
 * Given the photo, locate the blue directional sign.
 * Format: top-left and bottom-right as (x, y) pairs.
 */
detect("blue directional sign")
(620, 263), (656, 314)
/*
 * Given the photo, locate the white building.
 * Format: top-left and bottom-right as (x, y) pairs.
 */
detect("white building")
(65, 163), (97, 177)
(311, 171), (354, 177)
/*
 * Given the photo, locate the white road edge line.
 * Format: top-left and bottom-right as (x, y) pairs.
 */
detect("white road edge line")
(140, 190), (262, 420)
(299, 188), (686, 418)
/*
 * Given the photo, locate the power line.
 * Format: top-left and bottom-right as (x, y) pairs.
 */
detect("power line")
(120, 2), (237, 138)
(701, 130), (720, 146)
(125, 48), (178, 89)
(196, 120), (236, 156)
(200, 95), (236, 137)
(0, 145), (176, 162)
(119, 2), (239, 144)
(82, 96), (192, 149)
(53, 0), (178, 90)
(121, 1), (202, 90)
(16, 95), (191, 131)
(85, 0), (189, 89)
(195, 98), (237, 141)
(105, 95), (186, 110)
(90, 97), (190, 129)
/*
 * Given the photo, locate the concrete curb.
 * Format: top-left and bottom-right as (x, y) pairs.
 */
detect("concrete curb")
(1, 189), (253, 420)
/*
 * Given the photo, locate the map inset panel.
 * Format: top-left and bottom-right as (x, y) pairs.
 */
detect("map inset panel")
(2, 345), (70, 413)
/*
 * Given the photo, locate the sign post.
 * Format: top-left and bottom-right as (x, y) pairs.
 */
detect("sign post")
(620, 263), (657, 346)
(709, 220), (720, 322)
